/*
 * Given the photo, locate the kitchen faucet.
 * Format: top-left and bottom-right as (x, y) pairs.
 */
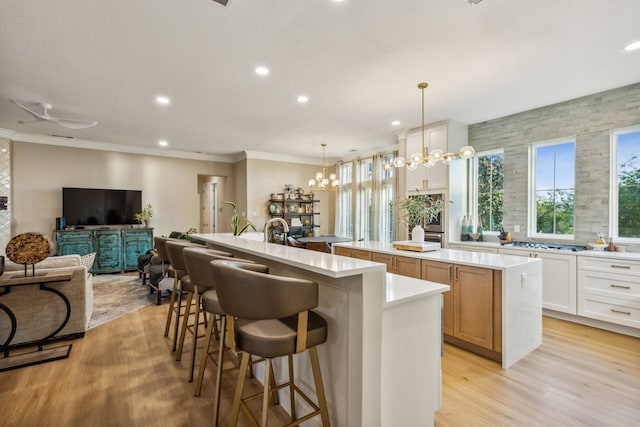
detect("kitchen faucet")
(263, 217), (289, 243)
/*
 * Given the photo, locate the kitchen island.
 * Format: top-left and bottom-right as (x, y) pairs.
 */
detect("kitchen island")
(333, 241), (543, 369)
(193, 233), (449, 427)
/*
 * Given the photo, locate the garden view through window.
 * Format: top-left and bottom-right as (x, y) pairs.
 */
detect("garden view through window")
(614, 128), (640, 239)
(531, 140), (575, 236)
(476, 151), (504, 232)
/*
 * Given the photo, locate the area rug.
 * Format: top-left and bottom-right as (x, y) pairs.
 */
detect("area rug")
(88, 273), (172, 329)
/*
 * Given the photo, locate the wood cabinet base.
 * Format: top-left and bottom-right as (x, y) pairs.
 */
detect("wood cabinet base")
(444, 334), (502, 364)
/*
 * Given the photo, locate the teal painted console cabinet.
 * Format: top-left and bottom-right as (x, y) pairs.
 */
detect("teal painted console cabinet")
(55, 228), (153, 273)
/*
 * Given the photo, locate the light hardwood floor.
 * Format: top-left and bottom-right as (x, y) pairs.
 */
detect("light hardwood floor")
(1, 304), (639, 426)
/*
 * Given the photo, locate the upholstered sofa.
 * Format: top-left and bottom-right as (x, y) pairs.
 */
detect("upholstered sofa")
(0, 254), (93, 346)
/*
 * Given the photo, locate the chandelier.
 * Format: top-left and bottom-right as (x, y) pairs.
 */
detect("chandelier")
(386, 83), (474, 171)
(308, 144), (339, 191)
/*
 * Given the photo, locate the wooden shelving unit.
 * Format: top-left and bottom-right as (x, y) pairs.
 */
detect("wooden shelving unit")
(268, 192), (319, 242)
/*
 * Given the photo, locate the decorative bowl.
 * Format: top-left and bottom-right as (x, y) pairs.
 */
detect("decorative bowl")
(588, 242), (606, 251)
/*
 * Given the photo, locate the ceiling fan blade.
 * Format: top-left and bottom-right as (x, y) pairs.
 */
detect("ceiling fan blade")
(212, 0), (232, 6)
(54, 118), (98, 129)
(11, 99), (48, 121)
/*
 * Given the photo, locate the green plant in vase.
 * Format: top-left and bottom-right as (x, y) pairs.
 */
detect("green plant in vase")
(223, 201), (257, 236)
(391, 193), (446, 241)
(135, 203), (154, 227)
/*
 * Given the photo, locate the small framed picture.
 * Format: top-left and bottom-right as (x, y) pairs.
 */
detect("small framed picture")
(305, 204), (313, 213)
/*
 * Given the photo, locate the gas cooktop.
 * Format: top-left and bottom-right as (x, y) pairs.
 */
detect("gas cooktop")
(501, 241), (588, 252)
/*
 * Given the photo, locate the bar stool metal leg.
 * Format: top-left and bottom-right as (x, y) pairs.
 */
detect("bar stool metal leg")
(164, 275), (179, 337)
(176, 290), (194, 361)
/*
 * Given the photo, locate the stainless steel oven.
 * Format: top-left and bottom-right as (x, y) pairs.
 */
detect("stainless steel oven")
(424, 231), (444, 248)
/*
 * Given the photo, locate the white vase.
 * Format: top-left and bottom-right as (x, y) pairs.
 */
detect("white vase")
(411, 224), (424, 242)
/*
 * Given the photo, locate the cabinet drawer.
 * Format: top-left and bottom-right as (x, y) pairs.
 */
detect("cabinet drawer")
(579, 271), (640, 300)
(352, 249), (372, 261)
(56, 231), (93, 241)
(579, 294), (640, 329)
(579, 256), (640, 275)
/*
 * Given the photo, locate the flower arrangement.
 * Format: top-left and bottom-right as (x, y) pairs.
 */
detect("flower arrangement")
(223, 201), (257, 236)
(135, 203), (154, 225)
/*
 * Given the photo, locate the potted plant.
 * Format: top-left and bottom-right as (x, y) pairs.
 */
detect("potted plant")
(391, 194), (446, 242)
(135, 203), (154, 227)
(223, 201), (257, 235)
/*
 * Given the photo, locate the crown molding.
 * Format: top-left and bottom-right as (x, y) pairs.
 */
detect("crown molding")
(242, 150), (336, 166)
(3, 129), (237, 162)
(0, 128), (17, 139)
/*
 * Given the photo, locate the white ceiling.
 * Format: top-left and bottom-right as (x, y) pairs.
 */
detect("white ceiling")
(1, 0), (639, 163)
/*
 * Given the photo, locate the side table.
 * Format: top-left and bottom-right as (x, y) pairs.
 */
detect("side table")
(0, 271), (74, 371)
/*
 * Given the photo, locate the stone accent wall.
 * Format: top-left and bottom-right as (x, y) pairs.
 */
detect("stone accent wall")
(468, 82), (640, 248)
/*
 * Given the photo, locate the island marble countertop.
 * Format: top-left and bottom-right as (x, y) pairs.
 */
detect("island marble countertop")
(192, 232), (386, 278)
(333, 240), (541, 270)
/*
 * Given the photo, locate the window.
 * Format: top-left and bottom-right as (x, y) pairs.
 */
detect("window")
(336, 162), (353, 239)
(474, 150), (504, 233)
(610, 126), (640, 241)
(529, 138), (575, 238)
(356, 158), (373, 241)
(335, 152), (396, 243)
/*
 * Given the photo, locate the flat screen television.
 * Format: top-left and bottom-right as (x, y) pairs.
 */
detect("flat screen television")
(62, 187), (142, 226)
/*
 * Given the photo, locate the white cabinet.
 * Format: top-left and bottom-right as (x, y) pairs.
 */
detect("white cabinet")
(405, 123), (448, 192)
(577, 256), (640, 329)
(498, 248), (577, 314)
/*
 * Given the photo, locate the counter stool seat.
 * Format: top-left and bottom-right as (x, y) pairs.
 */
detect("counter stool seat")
(201, 290), (222, 314)
(235, 312), (327, 359)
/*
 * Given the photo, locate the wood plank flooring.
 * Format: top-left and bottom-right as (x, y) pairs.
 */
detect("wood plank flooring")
(1, 303), (638, 426)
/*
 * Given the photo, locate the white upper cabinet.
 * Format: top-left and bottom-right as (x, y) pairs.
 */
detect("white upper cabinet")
(403, 121), (468, 196)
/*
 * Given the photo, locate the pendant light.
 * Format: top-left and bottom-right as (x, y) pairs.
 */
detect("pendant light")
(386, 83), (475, 171)
(308, 144), (339, 191)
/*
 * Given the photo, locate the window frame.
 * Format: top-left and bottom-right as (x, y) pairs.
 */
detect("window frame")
(528, 137), (576, 240)
(609, 124), (640, 243)
(472, 149), (504, 235)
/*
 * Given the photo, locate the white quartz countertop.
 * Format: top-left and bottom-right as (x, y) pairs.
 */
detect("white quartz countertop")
(450, 240), (640, 261)
(334, 241), (541, 270)
(384, 273), (449, 308)
(192, 233), (386, 278)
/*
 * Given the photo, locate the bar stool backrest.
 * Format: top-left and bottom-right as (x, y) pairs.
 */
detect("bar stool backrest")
(183, 247), (237, 292)
(154, 236), (179, 263)
(211, 259), (317, 321)
(166, 240), (199, 272)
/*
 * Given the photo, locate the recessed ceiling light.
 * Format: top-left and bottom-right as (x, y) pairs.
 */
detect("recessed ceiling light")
(156, 96), (170, 105)
(255, 66), (270, 76)
(391, 120), (401, 126)
(297, 95), (309, 103)
(624, 40), (640, 51)
(158, 140), (169, 147)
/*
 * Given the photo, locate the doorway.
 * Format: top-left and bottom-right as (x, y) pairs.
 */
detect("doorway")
(208, 182), (218, 233)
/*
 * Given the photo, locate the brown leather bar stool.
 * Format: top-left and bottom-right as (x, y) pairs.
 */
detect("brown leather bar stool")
(188, 252), (279, 413)
(211, 259), (331, 427)
(149, 236), (176, 305)
(164, 240), (200, 352)
(176, 246), (233, 382)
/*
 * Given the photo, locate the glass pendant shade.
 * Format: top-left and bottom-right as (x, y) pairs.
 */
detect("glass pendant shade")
(386, 82), (474, 169)
(309, 144), (339, 191)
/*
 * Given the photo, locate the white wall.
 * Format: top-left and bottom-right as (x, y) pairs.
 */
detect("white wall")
(11, 141), (234, 239)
